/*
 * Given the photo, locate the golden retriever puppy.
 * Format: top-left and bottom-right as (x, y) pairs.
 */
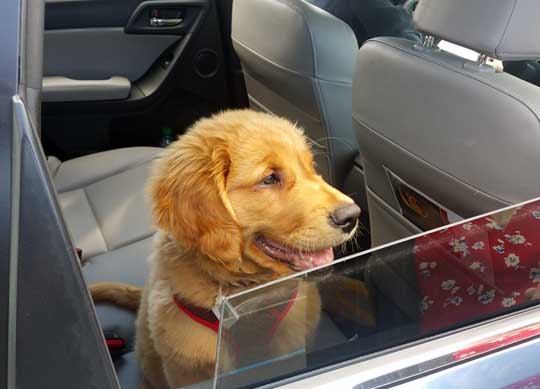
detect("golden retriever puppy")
(90, 109), (360, 388)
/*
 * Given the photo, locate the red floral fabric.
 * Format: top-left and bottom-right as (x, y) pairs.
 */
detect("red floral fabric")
(414, 201), (540, 332)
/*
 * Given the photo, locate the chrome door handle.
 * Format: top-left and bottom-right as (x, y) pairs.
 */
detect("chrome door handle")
(150, 17), (182, 27)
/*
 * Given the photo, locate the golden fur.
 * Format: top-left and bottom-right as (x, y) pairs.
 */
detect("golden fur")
(90, 109), (358, 388)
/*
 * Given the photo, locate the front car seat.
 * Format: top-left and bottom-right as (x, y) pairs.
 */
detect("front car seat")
(231, 0), (359, 190)
(353, 0), (540, 246)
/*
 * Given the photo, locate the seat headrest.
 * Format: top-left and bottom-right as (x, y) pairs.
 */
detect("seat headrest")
(414, 0), (540, 61)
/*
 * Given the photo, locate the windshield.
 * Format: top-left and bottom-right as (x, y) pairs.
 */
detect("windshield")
(212, 198), (540, 388)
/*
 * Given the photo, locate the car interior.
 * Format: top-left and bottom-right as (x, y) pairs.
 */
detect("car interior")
(8, 0), (540, 387)
(353, 0), (540, 247)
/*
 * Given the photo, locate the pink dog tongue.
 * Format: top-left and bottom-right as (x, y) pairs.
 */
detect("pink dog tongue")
(291, 247), (334, 270)
(255, 236), (335, 271)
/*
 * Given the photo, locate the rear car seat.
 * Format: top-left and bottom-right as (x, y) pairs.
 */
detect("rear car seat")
(353, 0), (540, 246)
(48, 146), (162, 348)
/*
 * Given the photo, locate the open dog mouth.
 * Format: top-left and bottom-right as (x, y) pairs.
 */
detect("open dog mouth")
(254, 235), (334, 271)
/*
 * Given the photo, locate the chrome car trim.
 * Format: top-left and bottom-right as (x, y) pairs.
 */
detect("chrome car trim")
(2, 0), (21, 384)
(276, 304), (540, 389)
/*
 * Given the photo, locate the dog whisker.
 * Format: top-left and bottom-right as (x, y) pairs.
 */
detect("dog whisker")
(358, 220), (370, 234)
(305, 137), (326, 150)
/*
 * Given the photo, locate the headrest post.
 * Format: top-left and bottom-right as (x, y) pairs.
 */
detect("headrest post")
(422, 35), (435, 49)
(476, 54), (488, 66)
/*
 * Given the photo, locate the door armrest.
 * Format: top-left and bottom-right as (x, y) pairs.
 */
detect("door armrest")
(42, 76), (131, 102)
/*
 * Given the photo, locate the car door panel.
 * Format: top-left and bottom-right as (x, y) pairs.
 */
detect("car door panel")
(42, 0), (242, 158)
(43, 0), (205, 103)
(45, 0), (147, 30)
(43, 27), (180, 81)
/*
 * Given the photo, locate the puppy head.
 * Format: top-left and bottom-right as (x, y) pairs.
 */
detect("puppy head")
(149, 120), (242, 271)
(149, 110), (359, 278)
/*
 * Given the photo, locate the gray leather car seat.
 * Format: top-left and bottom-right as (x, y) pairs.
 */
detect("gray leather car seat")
(231, 0), (359, 189)
(48, 146), (161, 347)
(353, 0), (540, 247)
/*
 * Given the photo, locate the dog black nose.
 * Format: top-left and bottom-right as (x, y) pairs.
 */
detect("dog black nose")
(330, 203), (361, 233)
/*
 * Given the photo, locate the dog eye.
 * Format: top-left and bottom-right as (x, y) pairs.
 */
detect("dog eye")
(261, 173), (280, 186)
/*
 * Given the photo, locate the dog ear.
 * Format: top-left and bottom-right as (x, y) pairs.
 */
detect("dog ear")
(148, 131), (242, 270)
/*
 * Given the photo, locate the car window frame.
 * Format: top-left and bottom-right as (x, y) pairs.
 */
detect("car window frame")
(0, 0), (21, 386)
(270, 302), (540, 389)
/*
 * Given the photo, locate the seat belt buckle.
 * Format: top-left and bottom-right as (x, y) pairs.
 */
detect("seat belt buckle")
(75, 248), (82, 261)
(103, 331), (126, 358)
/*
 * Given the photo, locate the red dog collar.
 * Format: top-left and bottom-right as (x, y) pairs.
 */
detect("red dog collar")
(174, 296), (220, 332)
(174, 286), (299, 339)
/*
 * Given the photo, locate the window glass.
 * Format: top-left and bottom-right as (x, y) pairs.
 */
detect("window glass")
(213, 198), (540, 388)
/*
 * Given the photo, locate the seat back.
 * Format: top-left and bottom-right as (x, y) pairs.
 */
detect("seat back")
(231, 0), (358, 187)
(353, 0), (540, 246)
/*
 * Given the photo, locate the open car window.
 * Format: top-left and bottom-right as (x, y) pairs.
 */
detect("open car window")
(212, 197), (540, 388)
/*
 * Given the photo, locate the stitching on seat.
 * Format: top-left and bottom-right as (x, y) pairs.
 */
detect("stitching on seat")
(232, 39), (352, 86)
(267, 0), (357, 81)
(363, 38), (540, 127)
(82, 187), (109, 252)
(271, 0), (318, 77)
(108, 232), (156, 253)
(246, 73), (323, 123)
(494, 0), (518, 58)
(58, 155), (160, 193)
(85, 233), (156, 263)
(250, 85), (321, 121)
(352, 113), (511, 205)
(312, 78), (337, 185)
